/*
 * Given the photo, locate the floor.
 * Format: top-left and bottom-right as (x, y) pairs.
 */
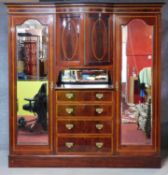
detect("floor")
(0, 149), (168, 175)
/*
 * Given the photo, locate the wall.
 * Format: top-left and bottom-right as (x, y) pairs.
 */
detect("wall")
(0, 0), (167, 151)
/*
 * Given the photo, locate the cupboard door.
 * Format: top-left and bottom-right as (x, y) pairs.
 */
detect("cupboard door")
(56, 14), (84, 66)
(9, 15), (54, 154)
(115, 15), (160, 154)
(85, 13), (112, 65)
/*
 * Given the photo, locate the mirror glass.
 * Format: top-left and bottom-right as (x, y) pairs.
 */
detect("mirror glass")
(16, 19), (48, 145)
(121, 19), (153, 145)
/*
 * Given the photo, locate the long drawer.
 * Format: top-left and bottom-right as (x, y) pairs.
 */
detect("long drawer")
(57, 137), (112, 153)
(56, 91), (112, 102)
(57, 104), (112, 117)
(57, 120), (112, 134)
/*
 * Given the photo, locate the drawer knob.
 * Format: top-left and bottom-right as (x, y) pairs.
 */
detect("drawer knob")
(65, 142), (74, 149)
(95, 107), (104, 114)
(96, 124), (104, 130)
(96, 93), (104, 100)
(65, 107), (74, 114)
(96, 142), (104, 149)
(65, 93), (74, 100)
(65, 123), (74, 130)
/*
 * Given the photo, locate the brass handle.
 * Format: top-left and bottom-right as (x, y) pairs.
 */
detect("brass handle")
(96, 142), (104, 149)
(65, 123), (74, 130)
(65, 92), (74, 100)
(96, 93), (104, 100)
(95, 107), (104, 114)
(65, 107), (74, 114)
(65, 142), (74, 149)
(96, 124), (104, 130)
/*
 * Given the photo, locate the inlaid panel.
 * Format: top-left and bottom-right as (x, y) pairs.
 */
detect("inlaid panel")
(56, 91), (112, 102)
(57, 137), (112, 153)
(56, 14), (83, 66)
(57, 104), (112, 117)
(85, 13), (112, 65)
(57, 120), (112, 134)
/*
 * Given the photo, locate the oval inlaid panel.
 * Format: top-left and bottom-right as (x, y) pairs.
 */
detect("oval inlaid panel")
(61, 19), (78, 60)
(91, 18), (107, 61)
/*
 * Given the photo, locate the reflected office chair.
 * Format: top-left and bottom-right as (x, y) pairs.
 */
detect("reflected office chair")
(18, 83), (48, 132)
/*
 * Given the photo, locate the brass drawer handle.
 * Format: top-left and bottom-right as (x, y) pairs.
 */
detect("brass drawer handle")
(65, 107), (74, 114)
(65, 92), (75, 100)
(95, 107), (104, 114)
(96, 124), (104, 130)
(65, 142), (74, 149)
(65, 123), (74, 130)
(96, 93), (104, 100)
(96, 142), (104, 149)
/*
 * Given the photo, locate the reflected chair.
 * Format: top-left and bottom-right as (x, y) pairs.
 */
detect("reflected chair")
(18, 83), (47, 131)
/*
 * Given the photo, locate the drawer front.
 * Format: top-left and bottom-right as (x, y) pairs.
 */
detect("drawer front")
(57, 105), (112, 117)
(57, 137), (112, 153)
(57, 120), (112, 134)
(56, 91), (112, 101)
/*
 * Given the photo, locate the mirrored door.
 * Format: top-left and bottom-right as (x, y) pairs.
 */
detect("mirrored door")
(115, 15), (160, 152)
(121, 19), (153, 145)
(16, 19), (49, 145)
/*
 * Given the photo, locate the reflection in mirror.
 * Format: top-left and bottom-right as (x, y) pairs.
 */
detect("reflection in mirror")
(16, 19), (48, 145)
(121, 19), (153, 145)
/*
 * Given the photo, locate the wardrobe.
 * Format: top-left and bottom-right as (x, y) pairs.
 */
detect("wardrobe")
(7, 2), (162, 167)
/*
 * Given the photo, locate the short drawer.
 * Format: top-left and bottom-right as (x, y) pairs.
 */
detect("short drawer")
(57, 120), (112, 134)
(57, 105), (112, 117)
(57, 137), (112, 153)
(56, 91), (112, 101)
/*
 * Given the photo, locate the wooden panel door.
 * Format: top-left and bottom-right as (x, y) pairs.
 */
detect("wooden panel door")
(85, 13), (112, 65)
(56, 13), (84, 67)
(114, 14), (161, 155)
(9, 15), (54, 154)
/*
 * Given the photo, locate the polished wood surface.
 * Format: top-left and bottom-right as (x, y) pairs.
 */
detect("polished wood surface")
(56, 90), (113, 101)
(7, 2), (163, 167)
(57, 137), (112, 153)
(57, 120), (112, 134)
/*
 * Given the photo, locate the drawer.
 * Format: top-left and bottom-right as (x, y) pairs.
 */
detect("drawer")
(57, 137), (112, 153)
(57, 105), (112, 117)
(56, 91), (112, 101)
(57, 120), (112, 134)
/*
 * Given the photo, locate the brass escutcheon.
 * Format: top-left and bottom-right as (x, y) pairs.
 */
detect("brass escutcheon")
(95, 107), (104, 114)
(95, 124), (104, 130)
(65, 123), (74, 130)
(96, 142), (104, 149)
(65, 92), (74, 99)
(65, 142), (74, 149)
(96, 93), (104, 100)
(65, 107), (74, 114)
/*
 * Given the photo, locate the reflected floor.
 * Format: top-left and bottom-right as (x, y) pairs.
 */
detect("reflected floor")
(17, 116), (48, 145)
(121, 123), (152, 145)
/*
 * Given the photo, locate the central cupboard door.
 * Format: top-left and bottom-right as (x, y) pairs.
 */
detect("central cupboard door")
(9, 15), (54, 154)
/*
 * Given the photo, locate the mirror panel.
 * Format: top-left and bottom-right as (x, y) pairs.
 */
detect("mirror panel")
(121, 19), (153, 145)
(16, 19), (49, 145)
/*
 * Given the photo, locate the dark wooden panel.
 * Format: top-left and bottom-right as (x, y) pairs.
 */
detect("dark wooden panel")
(9, 155), (161, 168)
(57, 104), (112, 117)
(57, 120), (112, 134)
(57, 137), (112, 153)
(56, 13), (84, 66)
(85, 13), (112, 65)
(56, 90), (113, 101)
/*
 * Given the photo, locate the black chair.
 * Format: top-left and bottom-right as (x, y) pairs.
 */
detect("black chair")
(18, 83), (48, 131)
